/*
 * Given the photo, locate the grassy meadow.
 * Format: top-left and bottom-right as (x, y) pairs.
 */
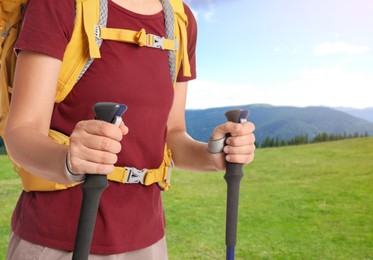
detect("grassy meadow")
(1, 137), (373, 259)
(0, 155), (22, 258)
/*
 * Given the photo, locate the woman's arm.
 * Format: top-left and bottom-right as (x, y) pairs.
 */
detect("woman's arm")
(4, 51), (70, 183)
(166, 82), (256, 172)
(4, 51), (127, 184)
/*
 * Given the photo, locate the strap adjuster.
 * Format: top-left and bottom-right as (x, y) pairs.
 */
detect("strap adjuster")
(146, 34), (179, 51)
(1, 23), (11, 39)
(157, 159), (174, 191)
(147, 34), (165, 50)
(94, 25), (101, 38)
(165, 159), (174, 184)
(125, 167), (147, 184)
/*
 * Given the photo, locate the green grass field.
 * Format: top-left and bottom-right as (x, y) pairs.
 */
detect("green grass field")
(1, 138), (373, 259)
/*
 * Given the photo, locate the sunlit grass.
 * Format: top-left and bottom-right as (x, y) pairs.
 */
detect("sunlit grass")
(1, 138), (372, 259)
(164, 138), (373, 259)
(0, 156), (22, 257)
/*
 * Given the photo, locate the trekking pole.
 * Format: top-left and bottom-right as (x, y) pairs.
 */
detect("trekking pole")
(72, 102), (127, 260)
(224, 109), (250, 260)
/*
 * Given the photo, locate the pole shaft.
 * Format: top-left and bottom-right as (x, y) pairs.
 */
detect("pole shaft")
(224, 163), (243, 247)
(226, 246), (235, 260)
(223, 109), (249, 260)
(72, 102), (126, 260)
(72, 175), (108, 260)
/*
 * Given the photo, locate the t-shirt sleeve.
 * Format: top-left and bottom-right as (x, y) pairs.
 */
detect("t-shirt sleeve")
(15, 0), (75, 60)
(177, 3), (197, 82)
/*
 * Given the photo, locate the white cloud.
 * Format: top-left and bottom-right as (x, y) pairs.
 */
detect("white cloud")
(293, 45), (305, 55)
(277, 66), (373, 108)
(314, 42), (370, 56)
(186, 0), (216, 22)
(186, 80), (257, 109)
(203, 9), (215, 22)
(185, 0), (217, 8)
(186, 66), (373, 109)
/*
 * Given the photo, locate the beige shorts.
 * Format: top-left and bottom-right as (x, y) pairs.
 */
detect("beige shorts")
(6, 232), (168, 260)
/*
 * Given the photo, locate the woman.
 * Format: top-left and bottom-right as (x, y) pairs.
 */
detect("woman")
(4, 0), (255, 258)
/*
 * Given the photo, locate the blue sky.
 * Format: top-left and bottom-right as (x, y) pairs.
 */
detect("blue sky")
(185, 0), (373, 109)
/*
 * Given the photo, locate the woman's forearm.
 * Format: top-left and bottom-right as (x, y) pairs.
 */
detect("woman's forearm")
(167, 130), (225, 172)
(5, 126), (70, 184)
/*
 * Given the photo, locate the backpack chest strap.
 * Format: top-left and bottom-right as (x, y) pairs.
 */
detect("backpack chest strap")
(97, 26), (179, 51)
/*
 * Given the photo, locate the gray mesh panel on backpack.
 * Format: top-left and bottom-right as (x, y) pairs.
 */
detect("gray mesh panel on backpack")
(76, 0), (108, 83)
(162, 0), (177, 84)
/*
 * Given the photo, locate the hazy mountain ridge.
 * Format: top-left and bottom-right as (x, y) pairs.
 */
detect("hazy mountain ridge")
(1, 104), (372, 153)
(186, 104), (373, 144)
(335, 107), (373, 123)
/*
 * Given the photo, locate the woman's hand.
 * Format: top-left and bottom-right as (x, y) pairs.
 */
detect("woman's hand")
(210, 121), (256, 169)
(67, 120), (129, 176)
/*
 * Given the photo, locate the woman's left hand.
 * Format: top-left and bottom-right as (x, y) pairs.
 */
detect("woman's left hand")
(210, 121), (256, 165)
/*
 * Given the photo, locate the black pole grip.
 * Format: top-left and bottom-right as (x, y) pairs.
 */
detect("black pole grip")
(224, 109), (249, 259)
(72, 102), (127, 260)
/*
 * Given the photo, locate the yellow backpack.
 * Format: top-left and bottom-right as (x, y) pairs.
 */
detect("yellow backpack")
(0, 0), (191, 192)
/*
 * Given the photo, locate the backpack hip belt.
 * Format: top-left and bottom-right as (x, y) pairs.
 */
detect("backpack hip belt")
(15, 129), (173, 192)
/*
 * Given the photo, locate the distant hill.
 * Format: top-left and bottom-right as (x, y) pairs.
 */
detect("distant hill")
(186, 104), (373, 145)
(1, 104), (372, 152)
(335, 107), (373, 123)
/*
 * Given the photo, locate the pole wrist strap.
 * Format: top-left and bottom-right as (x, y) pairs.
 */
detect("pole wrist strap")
(207, 137), (226, 154)
(64, 152), (86, 182)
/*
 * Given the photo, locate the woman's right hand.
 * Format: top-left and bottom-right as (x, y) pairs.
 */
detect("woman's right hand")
(67, 120), (129, 176)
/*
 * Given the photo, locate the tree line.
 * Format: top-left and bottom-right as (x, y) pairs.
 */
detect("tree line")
(260, 131), (370, 148)
(1, 132), (371, 154)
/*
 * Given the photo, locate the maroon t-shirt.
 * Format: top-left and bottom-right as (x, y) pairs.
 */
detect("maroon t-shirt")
(12, 0), (197, 254)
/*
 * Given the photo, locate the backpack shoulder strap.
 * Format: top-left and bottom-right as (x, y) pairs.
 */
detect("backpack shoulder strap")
(56, 0), (191, 103)
(55, 0), (107, 103)
(0, 0), (27, 137)
(169, 0), (191, 80)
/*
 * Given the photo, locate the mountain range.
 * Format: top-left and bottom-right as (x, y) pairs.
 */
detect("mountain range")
(1, 105), (372, 152)
(185, 104), (373, 145)
(334, 107), (373, 123)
